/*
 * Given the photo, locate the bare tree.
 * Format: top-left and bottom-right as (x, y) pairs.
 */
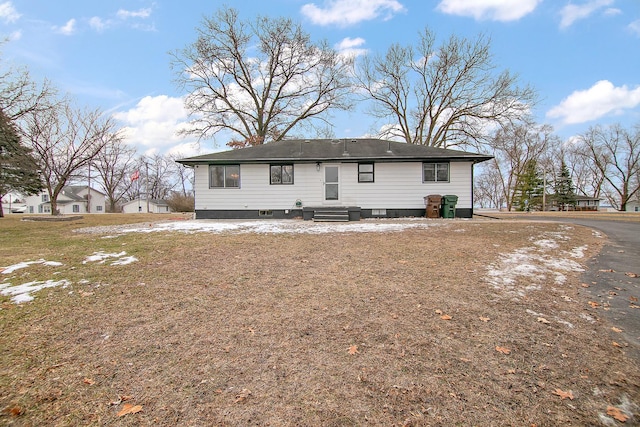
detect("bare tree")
(1, 47), (58, 121)
(356, 29), (536, 148)
(166, 152), (194, 197)
(484, 122), (556, 211)
(576, 123), (640, 211)
(91, 134), (137, 212)
(171, 6), (353, 146)
(564, 141), (605, 199)
(21, 100), (119, 215)
(474, 165), (505, 209)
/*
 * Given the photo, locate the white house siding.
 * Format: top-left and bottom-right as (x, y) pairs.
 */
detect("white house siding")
(193, 161), (473, 211)
(24, 188), (106, 214)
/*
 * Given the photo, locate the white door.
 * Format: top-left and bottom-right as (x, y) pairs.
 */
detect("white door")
(324, 165), (340, 203)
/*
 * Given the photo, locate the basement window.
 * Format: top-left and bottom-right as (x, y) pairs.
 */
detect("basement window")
(259, 210), (273, 217)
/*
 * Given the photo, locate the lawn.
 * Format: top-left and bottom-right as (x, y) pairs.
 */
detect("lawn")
(1, 214), (638, 426)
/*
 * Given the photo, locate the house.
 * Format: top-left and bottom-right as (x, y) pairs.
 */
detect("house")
(121, 198), (172, 214)
(626, 198), (640, 212)
(575, 196), (600, 211)
(24, 186), (106, 214)
(177, 138), (492, 220)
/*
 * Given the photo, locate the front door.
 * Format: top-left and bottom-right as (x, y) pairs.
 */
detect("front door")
(324, 165), (340, 203)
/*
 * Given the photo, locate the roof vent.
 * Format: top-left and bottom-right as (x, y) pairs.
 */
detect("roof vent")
(386, 140), (393, 153)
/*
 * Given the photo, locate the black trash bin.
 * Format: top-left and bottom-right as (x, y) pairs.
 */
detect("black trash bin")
(424, 195), (442, 218)
(441, 195), (458, 218)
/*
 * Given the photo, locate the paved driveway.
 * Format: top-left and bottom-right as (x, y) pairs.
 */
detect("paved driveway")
(523, 217), (640, 361)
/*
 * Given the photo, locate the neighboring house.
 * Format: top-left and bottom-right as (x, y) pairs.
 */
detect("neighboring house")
(575, 196), (600, 211)
(122, 198), (172, 214)
(177, 138), (492, 220)
(24, 186), (106, 214)
(626, 198), (640, 212)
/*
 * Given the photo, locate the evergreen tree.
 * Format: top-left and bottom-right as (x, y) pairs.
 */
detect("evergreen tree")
(553, 160), (576, 211)
(513, 159), (544, 211)
(0, 108), (42, 217)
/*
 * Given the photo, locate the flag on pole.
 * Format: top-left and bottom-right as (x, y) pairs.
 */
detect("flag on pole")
(131, 170), (140, 181)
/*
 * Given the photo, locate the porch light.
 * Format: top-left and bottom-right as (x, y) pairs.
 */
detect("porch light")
(316, 162), (321, 171)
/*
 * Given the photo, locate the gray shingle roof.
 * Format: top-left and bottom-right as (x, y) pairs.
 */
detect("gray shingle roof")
(177, 138), (493, 165)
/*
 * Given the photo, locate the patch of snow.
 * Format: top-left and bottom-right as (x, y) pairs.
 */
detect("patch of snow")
(107, 219), (446, 235)
(111, 256), (138, 266)
(484, 228), (587, 298)
(1, 259), (63, 274)
(83, 251), (128, 264)
(533, 239), (559, 249)
(566, 245), (588, 258)
(580, 313), (596, 323)
(1, 279), (71, 303)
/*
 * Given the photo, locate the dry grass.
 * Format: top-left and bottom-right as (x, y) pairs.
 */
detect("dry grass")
(0, 214), (639, 426)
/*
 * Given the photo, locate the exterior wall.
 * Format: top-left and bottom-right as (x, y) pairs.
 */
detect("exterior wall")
(193, 161), (474, 217)
(122, 200), (171, 213)
(626, 200), (640, 212)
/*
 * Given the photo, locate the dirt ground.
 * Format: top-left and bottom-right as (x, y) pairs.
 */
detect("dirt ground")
(1, 216), (639, 426)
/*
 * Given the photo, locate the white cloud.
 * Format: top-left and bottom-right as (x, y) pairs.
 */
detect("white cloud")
(559, 0), (613, 29)
(89, 16), (111, 32)
(546, 80), (640, 124)
(8, 29), (21, 40)
(0, 1), (20, 23)
(301, 0), (405, 26)
(114, 95), (200, 156)
(436, 0), (541, 21)
(335, 37), (368, 57)
(54, 18), (76, 35)
(116, 8), (152, 19)
(629, 19), (640, 37)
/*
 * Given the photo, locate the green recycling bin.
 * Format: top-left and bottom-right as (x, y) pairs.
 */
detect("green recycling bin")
(441, 195), (458, 218)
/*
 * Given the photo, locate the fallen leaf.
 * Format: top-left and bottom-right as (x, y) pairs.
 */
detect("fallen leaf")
(609, 291), (618, 296)
(625, 272), (638, 278)
(348, 345), (359, 355)
(440, 314), (452, 320)
(117, 403), (143, 416)
(612, 341), (624, 348)
(83, 377), (95, 385)
(552, 388), (574, 400)
(537, 317), (551, 324)
(495, 346), (511, 355)
(435, 309), (443, 315)
(120, 395), (133, 402)
(588, 301), (600, 308)
(581, 283), (590, 288)
(612, 327), (623, 333)
(479, 316), (490, 322)
(630, 296), (638, 302)
(2, 406), (24, 416)
(234, 389), (252, 403)
(607, 406), (629, 422)
(398, 260), (408, 264)
(599, 269), (614, 272)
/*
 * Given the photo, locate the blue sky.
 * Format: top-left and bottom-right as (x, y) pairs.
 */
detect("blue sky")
(1, 0), (639, 157)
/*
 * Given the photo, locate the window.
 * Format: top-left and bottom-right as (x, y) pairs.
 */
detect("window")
(42, 194), (49, 202)
(358, 163), (374, 182)
(209, 165), (240, 188)
(96, 205), (103, 212)
(270, 164), (294, 185)
(73, 204), (80, 213)
(423, 162), (449, 183)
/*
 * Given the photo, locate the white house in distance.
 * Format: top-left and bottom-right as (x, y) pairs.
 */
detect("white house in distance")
(122, 198), (172, 214)
(177, 138), (492, 220)
(24, 186), (106, 214)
